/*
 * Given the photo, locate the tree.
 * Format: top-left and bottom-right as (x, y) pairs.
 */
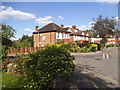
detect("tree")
(1, 23), (16, 46)
(91, 15), (117, 45)
(12, 35), (34, 48)
(1, 23), (16, 58)
(114, 29), (120, 38)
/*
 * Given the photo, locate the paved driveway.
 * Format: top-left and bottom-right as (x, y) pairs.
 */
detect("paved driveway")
(74, 47), (119, 84)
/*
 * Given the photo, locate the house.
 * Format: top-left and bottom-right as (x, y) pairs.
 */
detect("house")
(33, 23), (120, 47)
(69, 25), (89, 43)
(33, 23), (71, 47)
(105, 34), (118, 44)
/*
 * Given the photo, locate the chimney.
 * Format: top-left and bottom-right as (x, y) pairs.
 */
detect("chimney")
(35, 26), (39, 31)
(72, 25), (76, 29)
(61, 24), (64, 28)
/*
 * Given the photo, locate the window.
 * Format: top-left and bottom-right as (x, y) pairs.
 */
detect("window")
(42, 36), (46, 42)
(58, 32), (59, 38)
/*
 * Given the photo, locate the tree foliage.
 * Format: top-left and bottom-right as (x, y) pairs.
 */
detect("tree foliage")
(1, 23), (16, 46)
(91, 15), (117, 45)
(1, 23), (16, 58)
(13, 35), (34, 48)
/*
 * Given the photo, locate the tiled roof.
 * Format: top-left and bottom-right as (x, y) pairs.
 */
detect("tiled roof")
(70, 28), (84, 36)
(38, 23), (69, 33)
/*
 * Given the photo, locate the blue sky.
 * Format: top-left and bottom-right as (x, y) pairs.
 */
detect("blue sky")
(1, 1), (118, 40)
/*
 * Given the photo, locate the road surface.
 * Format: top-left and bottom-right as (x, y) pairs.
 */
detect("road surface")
(74, 47), (119, 86)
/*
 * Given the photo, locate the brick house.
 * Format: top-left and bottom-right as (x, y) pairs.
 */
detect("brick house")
(33, 23), (119, 47)
(87, 30), (119, 44)
(69, 25), (89, 43)
(33, 23), (71, 47)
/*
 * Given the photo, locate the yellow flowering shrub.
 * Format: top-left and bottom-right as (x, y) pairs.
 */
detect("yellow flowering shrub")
(56, 44), (63, 47)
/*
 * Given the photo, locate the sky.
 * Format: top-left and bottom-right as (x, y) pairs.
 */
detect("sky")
(1, 0), (119, 40)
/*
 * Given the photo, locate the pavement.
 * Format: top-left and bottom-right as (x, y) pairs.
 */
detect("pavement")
(73, 47), (119, 88)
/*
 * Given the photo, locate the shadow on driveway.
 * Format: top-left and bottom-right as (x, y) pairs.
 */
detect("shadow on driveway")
(53, 64), (119, 89)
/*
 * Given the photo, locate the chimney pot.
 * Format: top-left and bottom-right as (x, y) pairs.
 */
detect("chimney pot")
(72, 25), (76, 29)
(35, 26), (39, 31)
(61, 24), (64, 28)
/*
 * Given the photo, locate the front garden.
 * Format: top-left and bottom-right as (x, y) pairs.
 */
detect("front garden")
(2, 45), (75, 89)
(2, 41), (119, 89)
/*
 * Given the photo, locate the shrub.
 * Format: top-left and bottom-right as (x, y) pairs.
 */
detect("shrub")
(2, 57), (11, 72)
(59, 43), (73, 52)
(115, 44), (119, 47)
(1, 45), (8, 59)
(106, 44), (114, 48)
(56, 40), (65, 44)
(80, 46), (92, 53)
(69, 43), (81, 52)
(13, 55), (26, 75)
(22, 45), (75, 89)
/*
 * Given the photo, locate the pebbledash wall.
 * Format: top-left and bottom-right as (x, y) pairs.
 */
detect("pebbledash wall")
(33, 23), (119, 47)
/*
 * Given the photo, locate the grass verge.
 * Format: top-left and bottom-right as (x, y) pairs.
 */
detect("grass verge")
(2, 73), (27, 89)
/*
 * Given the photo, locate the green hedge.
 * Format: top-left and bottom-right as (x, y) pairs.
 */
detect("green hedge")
(106, 44), (115, 48)
(22, 45), (75, 89)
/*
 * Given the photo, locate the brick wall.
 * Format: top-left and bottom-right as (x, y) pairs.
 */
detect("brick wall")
(33, 33), (39, 47)
(33, 32), (56, 47)
(70, 36), (74, 42)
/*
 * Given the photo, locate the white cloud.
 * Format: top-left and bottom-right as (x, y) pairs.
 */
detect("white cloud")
(58, 16), (64, 20)
(35, 16), (53, 25)
(24, 28), (33, 32)
(0, 6), (36, 20)
(0, 6), (6, 10)
(97, 0), (119, 4)
(114, 16), (119, 21)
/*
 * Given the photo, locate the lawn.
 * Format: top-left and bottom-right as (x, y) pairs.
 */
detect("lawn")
(2, 73), (27, 89)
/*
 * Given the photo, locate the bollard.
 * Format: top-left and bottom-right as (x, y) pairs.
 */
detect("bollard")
(106, 54), (109, 58)
(103, 54), (106, 58)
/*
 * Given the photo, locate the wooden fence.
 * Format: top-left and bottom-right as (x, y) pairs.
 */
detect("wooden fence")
(8, 47), (43, 55)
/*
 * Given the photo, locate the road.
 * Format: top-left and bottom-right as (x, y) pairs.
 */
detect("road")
(74, 47), (119, 85)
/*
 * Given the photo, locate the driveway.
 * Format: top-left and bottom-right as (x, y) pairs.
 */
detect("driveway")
(74, 47), (119, 86)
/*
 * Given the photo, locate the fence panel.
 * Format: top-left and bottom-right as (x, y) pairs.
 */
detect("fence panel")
(8, 47), (42, 54)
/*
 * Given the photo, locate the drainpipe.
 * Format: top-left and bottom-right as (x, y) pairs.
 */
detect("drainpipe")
(50, 32), (51, 44)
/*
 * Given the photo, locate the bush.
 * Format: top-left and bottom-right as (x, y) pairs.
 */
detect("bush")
(13, 55), (26, 75)
(106, 44), (115, 48)
(2, 57), (11, 72)
(22, 45), (75, 89)
(115, 44), (119, 47)
(56, 40), (65, 44)
(1, 45), (8, 59)
(59, 43), (73, 52)
(69, 43), (81, 52)
(80, 46), (92, 53)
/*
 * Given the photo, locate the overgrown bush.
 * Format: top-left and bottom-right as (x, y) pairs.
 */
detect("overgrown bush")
(22, 45), (75, 89)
